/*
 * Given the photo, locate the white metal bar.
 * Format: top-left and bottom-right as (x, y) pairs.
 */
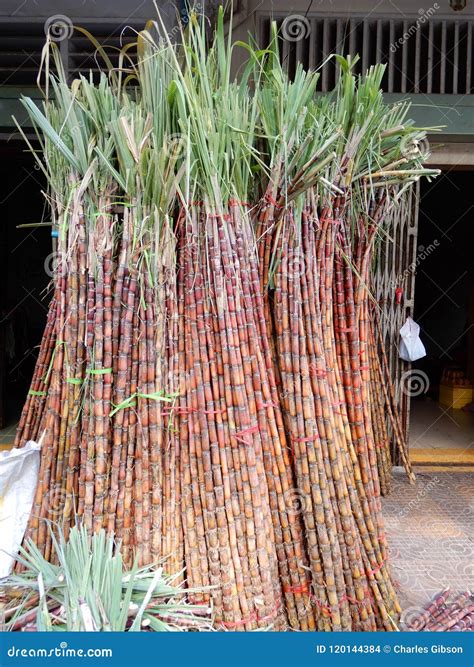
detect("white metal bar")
(467, 22), (472, 94)
(335, 18), (343, 80)
(309, 18), (317, 70)
(401, 20), (408, 93)
(389, 19), (395, 92)
(295, 23), (303, 72)
(414, 20), (421, 92)
(376, 19), (383, 63)
(362, 19), (369, 74)
(440, 20), (447, 94)
(427, 19), (434, 94)
(322, 18), (330, 90)
(453, 21), (459, 95)
(348, 18), (357, 62)
(281, 20), (290, 73)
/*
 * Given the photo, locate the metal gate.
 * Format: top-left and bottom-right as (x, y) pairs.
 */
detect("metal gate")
(373, 185), (420, 459)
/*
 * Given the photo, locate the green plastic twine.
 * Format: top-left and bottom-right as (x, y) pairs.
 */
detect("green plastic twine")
(42, 340), (67, 385)
(109, 390), (178, 417)
(86, 367), (113, 376)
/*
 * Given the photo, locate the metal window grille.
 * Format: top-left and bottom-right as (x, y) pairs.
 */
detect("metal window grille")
(0, 20), (141, 86)
(259, 14), (474, 94)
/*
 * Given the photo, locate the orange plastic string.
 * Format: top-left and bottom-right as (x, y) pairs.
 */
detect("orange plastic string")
(282, 582), (311, 595)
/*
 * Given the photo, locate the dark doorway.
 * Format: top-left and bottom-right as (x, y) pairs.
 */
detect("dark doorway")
(0, 140), (50, 436)
(410, 170), (474, 454)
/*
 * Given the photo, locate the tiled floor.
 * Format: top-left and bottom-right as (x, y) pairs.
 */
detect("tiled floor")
(0, 422), (16, 447)
(2, 414), (472, 621)
(410, 398), (474, 451)
(383, 470), (473, 617)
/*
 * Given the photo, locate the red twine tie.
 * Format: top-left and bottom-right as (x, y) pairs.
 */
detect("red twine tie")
(264, 194), (282, 209)
(292, 434), (320, 443)
(256, 399), (279, 410)
(366, 558), (387, 577)
(163, 405), (226, 417)
(337, 326), (355, 334)
(309, 367), (327, 378)
(228, 198), (251, 208)
(219, 597), (282, 629)
(219, 611), (257, 628)
(234, 424), (259, 445)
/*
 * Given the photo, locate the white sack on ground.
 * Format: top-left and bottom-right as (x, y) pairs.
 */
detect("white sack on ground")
(0, 440), (40, 577)
(399, 316), (427, 362)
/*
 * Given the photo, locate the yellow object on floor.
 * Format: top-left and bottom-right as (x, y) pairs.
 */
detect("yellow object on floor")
(410, 448), (474, 466)
(439, 383), (473, 410)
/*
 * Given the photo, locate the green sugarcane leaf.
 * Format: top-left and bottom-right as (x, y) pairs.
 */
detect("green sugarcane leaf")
(20, 97), (81, 172)
(94, 146), (127, 191)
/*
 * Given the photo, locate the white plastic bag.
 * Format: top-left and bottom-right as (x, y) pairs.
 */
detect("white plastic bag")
(0, 440), (41, 577)
(399, 316), (427, 362)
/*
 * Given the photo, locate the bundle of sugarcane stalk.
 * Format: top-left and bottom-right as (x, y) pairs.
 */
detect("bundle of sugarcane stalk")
(369, 307), (415, 494)
(12, 8), (439, 630)
(15, 38), (183, 571)
(405, 589), (474, 632)
(248, 46), (432, 629)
